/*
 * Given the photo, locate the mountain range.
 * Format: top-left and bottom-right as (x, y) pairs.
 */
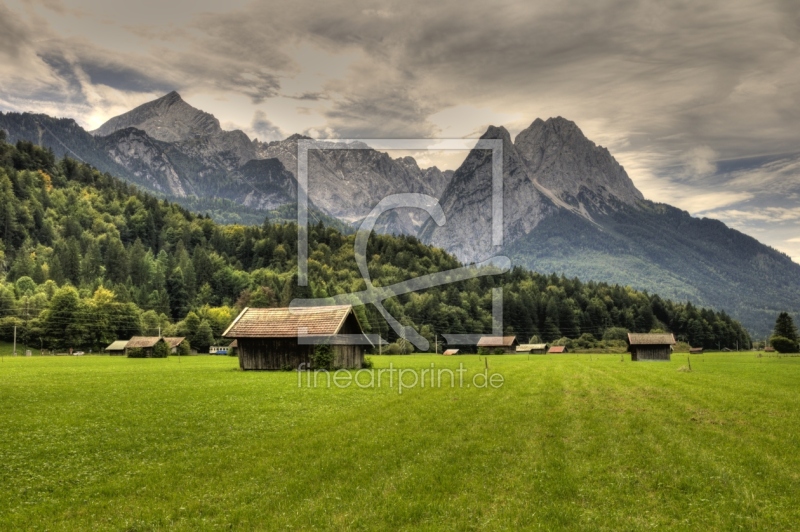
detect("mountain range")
(1, 92), (798, 336)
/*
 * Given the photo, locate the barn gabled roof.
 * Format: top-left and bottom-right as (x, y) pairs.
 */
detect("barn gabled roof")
(163, 337), (185, 348)
(517, 343), (547, 352)
(548, 345), (567, 353)
(442, 349), (459, 356)
(477, 336), (517, 347)
(222, 305), (361, 338)
(627, 333), (676, 346)
(126, 336), (161, 348)
(105, 340), (129, 351)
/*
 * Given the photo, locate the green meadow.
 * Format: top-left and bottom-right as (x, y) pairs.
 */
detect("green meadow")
(1, 349), (799, 530)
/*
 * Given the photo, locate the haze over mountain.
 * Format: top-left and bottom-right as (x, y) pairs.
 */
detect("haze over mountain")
(1, 92), (798, 336)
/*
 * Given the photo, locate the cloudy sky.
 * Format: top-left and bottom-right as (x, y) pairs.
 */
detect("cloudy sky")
(1, 0), (799, 259)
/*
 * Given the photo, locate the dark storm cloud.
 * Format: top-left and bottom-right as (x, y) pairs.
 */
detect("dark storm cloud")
(79, 58), (175, 94)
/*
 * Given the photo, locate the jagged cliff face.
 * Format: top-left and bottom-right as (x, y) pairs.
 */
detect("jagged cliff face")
(99, 128), (189, 197)
(421, 118), (640, 262)
(256, 135), (452, 233)
(515, 117), (643, 211)
(420, 126), (556, 262)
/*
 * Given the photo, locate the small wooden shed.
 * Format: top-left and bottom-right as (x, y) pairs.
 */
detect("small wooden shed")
(124, 336), (185, 357)
(548, 345), (568, 354)
(689, 347), (704, 354)
(163, 337), (186, 353)
(442, 349), (459, 356)
(517, 343), (548, 354)
(222, 305), (368, 370)
(105, 340), (129, 355)
(477, 336), (518, 354)
(627, 333), (676, 361)
(125, 336), (161, 357)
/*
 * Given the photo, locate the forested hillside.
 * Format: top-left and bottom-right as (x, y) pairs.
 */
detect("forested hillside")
(0, 132), (751, 352)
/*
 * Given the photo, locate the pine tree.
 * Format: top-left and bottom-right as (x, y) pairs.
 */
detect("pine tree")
(194, 320), (215, 353)
(774, 312), (798, 342)
(105, 238), (129, 285)
(166, 267), (189, 320)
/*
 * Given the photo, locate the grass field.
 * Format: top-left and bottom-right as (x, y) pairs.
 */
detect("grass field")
(2, 348), (800, 530)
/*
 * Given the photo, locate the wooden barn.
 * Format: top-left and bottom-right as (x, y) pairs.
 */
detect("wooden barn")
(477, 336), (518, 353)
(125, 336), (161, 357)
(689, 347), (704, 354)
(163, 337), (186, 353)
(124, 336), (185, 357)
(627, 333), (676, 361)
(548, 345), (568, 354)
(517, 343), (548, 354)
(222, 305), (368, 370)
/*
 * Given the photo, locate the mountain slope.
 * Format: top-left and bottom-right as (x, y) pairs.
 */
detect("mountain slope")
(1, 93), (453, 230)
(92, 91), (223, 142)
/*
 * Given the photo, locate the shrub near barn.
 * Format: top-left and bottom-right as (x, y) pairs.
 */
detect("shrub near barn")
(771, 312), (799, 353)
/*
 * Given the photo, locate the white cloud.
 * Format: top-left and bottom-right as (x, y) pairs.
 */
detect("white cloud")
(712, 207), (800, 223)
(679, 146), (717, 178)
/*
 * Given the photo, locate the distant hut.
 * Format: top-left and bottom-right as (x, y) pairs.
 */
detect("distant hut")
(163, 337), (186, 354)
(548, 345), (568, 354)
(222, 305), (369, 370)
(517, 343), (548, 354)
(477, 336), (518, 354)
(627, 333), (676, 361)
(442, 349), (459, 356)
(689, 347), (704, 354)
(125, 336), (161, 357)
(124, 336), (184, 357)
(764, 346), (776, 353)
(105, 340), (128, 355)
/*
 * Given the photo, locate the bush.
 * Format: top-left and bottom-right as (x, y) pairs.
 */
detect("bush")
(126, 348), (145, 358)
(603, 327), (629, 341)
(770, 336), (799, 353)
(553, 337), (573, 347)
(361, 357), (374, 369)
(152, 341), (169, 358)
(575, 333), (597, 348)
(384, 341), (413, 354)
(311, 344), (335, 370)
(177, 340), (191, 356)
(493, 348), (506, 355)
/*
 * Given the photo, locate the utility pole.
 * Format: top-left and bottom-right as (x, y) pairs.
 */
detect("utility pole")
(13, 325), (16, 356)
(435, 333), (438, 355)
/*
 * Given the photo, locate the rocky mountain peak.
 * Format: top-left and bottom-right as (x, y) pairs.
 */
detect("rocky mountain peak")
(91, 91), (222, 143)
(514, 117), (643, 208)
